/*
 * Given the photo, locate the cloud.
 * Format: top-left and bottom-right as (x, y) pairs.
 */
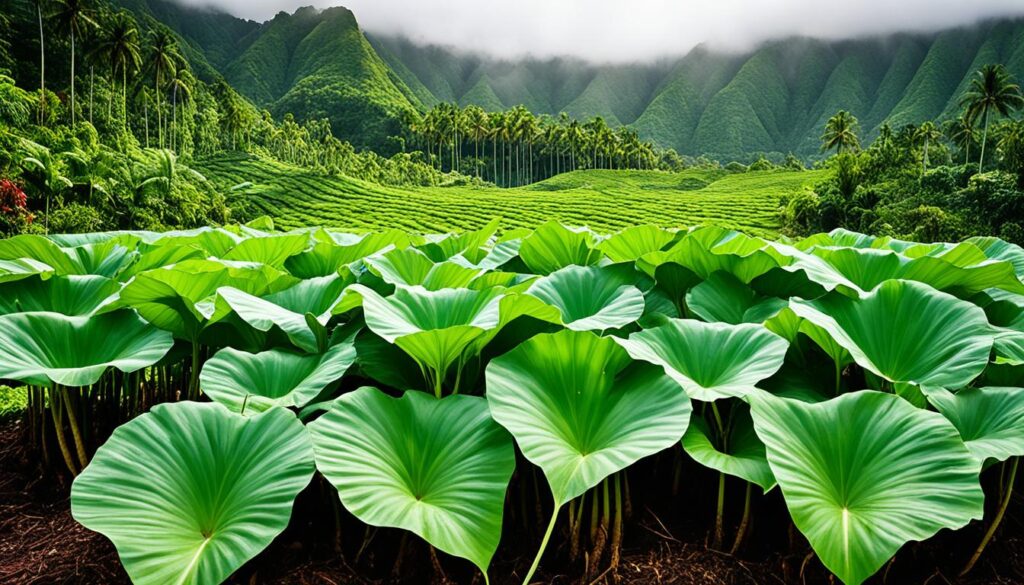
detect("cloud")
(172, 0), (1024, 62)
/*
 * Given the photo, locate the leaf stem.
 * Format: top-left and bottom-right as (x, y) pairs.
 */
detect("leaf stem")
(521, 498), (561, 585)
(730, 481), (752, 554)
(714, 471), (726, 548)
(961, 457), (1018, 576)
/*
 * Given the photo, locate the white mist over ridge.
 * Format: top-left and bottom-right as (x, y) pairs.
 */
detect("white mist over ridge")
(170, 0), (1024, 62)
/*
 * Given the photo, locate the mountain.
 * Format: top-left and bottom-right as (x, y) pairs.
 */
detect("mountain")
(111, 1), (1024, 159)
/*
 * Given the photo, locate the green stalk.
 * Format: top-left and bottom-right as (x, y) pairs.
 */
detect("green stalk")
(188, 341), (201, 400)
(610, 473), (623, 569)
(521, 499), (561, 585)
(730, 482), (753, 554)
(49, 388), (78, 476)
(714, 471), (726, 548)
(61, 386), (89, 469)
(961, 458), (1018, 576)
(834, 360), (842, 396)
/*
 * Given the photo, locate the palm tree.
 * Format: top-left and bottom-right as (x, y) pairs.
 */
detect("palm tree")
(19, 139), (72, 234)
(167, 67), (193, 153)
(51, 0), (97, 129)
(90, 10), (141, 130)
(945, 114), (978, 165)
(913, 121), (943, 178)
(960, 64), (1024, 171)
(31, 0), (48, 125)
(821, 110), (861, 154)
(147, 28), (181, 149)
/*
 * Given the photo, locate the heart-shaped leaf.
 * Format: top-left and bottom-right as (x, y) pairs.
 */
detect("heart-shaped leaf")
(790, 280), (993, 391)
(525, 265), (645, 331)
(200, 338), (357, 414)
(614, 318), (788, 401)
(486, 329), (690, 506)
(927, 387), (1024, 464)
(71, 403), (315, 585)
(750, 390), (984, 585)
(308, 387), (514, 578)
(0, 310), (174, 386)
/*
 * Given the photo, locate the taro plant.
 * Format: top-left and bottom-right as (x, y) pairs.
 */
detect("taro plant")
(486, 329), (691, 582)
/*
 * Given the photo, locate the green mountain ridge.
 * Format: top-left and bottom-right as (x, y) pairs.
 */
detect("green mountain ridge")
(115, 0), (1024, 159)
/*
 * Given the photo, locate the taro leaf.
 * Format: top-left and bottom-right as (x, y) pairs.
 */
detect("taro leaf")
(0, 257), (55, 283)
(220, 232), (309, 266)
(811, 246), (1024, 296)
(486, 329), (690, 506)
(790, 280), (993, 392)
(927, 387), (1024, 464)
(210, 273), (350, 353)
(71, 403), (315, 585)
(0, 310), (173, 386)
(525, 265), (645, 331)
(749, 390), (984, 585)
(596, 225), (676, 263)
(518, 221), (603, 275)
(682, 405), (775, 492)
(200, 338), (357, 414)
(0, 275), (121, 316)
(686, 271), (786, 324)
(308, 387), (514, 577)
(349, 284), (503, 387)
(614, 318), (788, 402)
(120, 259), (296, 340)
(968, 236), (1024, 277)
(365, 247), (482, 290)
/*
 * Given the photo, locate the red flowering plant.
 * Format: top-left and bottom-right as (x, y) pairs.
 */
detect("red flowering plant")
(0, 178), (33, 235)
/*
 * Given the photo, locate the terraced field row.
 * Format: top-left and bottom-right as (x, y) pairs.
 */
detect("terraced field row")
(200, 155), (825, 236)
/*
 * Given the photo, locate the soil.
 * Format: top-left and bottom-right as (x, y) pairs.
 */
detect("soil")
(1, 417), (1022, 585)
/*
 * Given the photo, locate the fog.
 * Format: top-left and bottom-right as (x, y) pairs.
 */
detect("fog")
(171, 0), (1024, 62)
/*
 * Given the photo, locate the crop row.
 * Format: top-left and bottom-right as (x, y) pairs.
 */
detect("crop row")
(0, 221), (1021, 585)
(199, 156), (816, 235)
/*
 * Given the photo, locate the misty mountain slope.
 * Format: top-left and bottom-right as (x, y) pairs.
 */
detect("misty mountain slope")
(459, 74), (506, 110)
(224, 6), (422, 150)
(112, 1), (1024, 158)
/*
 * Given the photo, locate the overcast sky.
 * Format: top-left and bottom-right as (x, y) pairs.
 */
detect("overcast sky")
(174, 0), (1024, 62)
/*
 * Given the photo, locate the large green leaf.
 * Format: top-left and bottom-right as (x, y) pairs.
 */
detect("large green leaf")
(0, 310), (174, 386)
(518, 221), (603, 275)
(210, 274), (350, 353)
(220, 233), (309, 267)
(486, 329), (690, 506)
(810, 246), (1024, 296)
(596, 225), (676, 263)
(686, 271), (786, 324)
(120, 260), (295, 340)
(365, 247), (483, 290)
(614, 318), (788, 401)
(200, 338), (357, 414)
(790, 280), (993, 391)
(524, 265), (644, 331)
(927, 387), (1024, 464)
(349, 284), (503, 392)
(71, 403), (315, 585)
(0, 275), (121, 316)
(749, 391), (984, 585)
(682, 406), (775, 492)
(308, 387), (514, 578)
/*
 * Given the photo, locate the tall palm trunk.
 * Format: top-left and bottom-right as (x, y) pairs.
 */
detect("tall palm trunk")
(491, 136), (496, 183)
(172, 84), (177, 153)
(979, 108), (991, 171)
(155, 72), (162, 149)
(37, 3), (46, 125)
(122, 66), (129, 129)
(70, 30), (76, 129)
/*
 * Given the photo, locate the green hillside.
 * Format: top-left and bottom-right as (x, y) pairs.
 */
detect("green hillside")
(104, 0), (1024, 159)
(200, 154), (824, 235)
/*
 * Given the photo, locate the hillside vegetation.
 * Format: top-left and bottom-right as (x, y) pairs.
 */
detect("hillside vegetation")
(200, 154), (823, 235)
(85, 0), (1024, 159)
